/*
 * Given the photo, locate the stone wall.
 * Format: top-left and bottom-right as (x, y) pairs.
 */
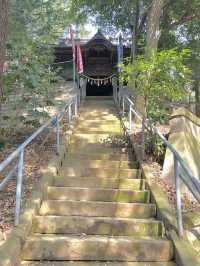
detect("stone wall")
(162, 108), (200, 194)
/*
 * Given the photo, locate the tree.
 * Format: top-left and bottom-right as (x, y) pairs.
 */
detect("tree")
(70, 0), (151, 60)
(146, 0), (164, 56)
(4, 0), (75, 108)
(0, 0), (78, 145)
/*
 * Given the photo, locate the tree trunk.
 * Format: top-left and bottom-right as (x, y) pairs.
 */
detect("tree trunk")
(195, 80), (200, 117)
(131, 0), (139, 62)
(146, 0), (164, 57)
(0, 0), (8, 103)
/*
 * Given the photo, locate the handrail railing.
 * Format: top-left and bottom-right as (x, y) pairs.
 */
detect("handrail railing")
(0, 91), (81, 226)
(113, 84), (200, 237)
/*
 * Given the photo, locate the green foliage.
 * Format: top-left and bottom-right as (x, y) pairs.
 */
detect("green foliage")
(5, 0), (74, 105)
(146, 133), (166, 165)
(70, 0), (147, 36)
(0, 0), (78, 145)
(120, 49), (192, 123)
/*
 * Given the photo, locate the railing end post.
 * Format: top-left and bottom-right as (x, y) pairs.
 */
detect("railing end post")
(174, 155), (184, 237)
(15, 149), (24, 226)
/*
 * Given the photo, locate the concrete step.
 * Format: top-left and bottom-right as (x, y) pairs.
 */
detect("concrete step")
(62, 159), (139, 170)
(78, 113), (119, 118)
(33, 216), (162, 237)
(73, 122), (121, 129)
(47, 187), (150, 203)
(21, 235), (173, 262)
(67, 151), (135, 162)
(74, 130), (121, 134)
(68, 143), (127, 151)
(39, 200), (156, 218)
(59, 168), (141, 179)
(77, 118), (120, 123)
(79, 109), (118, 114)
(85, 96), (113, 100)
(74, 127), (122, 134)
(69, 138), (126, 150)
(54, 177), (145, 190)
(70, 133), (122, 143)
(21, 262), (177, 266)
(67, 145), (130, 154)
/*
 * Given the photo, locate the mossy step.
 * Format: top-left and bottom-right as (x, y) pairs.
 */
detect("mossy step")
(78, 111), (118, 116)
(75, 121), (121, 127)
(69, 139), (121, 147)
(76, 121), (120, 126)
(59, 168), (141, 179)
(21, 235), (173, 262)
(70, 133), (121, 142)
(68, 146), (130, 154)
(47, 187), (149, 203)
(79, 107), (117, 112)
(39, 200), (156, 218)
(62, 159), (140, 171)
(54, 177), (145, 190)
(66, 152), (136, 162)
(75, 120), (122, 125)
(75, 118), (120, 123)
(33, 216), (162, 237)
(85, 96), (113, 100)
(74, 128), (122, 134)
(78, 113), (119, 118)
(21, 262), (177, 266)
(77, 117), (120, 123)
(68, 143), (126, 151)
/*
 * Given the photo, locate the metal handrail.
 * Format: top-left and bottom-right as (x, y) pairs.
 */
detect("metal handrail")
(113, 84), (200, 236)
(0, 91), (81, 225)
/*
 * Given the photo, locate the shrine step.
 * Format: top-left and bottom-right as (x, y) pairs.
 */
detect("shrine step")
(32, 216), (163, 237)
(21, 262), (177, 266)
(39, 200), (156, 219)
(54, 177), (145, 189)
(21, 235), (173, 262)
(46, 187), (150, 203)
(59, 168), (141, 179)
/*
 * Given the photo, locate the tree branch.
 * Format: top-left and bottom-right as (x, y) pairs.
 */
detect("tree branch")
(169, 13), (198, 29)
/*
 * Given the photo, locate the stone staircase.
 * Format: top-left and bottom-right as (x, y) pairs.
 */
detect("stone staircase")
(21, 98), (176, 265)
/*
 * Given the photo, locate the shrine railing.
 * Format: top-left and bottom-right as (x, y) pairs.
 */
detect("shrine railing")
(113, 84), (200, 237)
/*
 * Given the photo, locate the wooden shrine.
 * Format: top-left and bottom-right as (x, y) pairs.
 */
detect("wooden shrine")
(54, 30), (130, 80)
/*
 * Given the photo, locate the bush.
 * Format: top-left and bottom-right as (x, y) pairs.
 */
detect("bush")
(120, 49), (192, 163)
(120, 49), (192, 124)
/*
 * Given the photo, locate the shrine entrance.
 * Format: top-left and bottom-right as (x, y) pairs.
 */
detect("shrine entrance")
(86, 80), (113, 96)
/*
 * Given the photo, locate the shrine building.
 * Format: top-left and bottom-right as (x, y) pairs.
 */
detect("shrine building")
(54, 30), (130, 96)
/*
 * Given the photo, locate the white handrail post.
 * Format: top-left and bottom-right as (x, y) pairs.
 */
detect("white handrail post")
(56, 115), (60, 154)
(113, 85), (115, 102)
(15, 149), (24, 225)
(141, 117), (145, 160)
(75, 96), (78, 117)
(78, 91), (81, 108)
(68, 104), (72, 123)
(129, 105), (132, 131)
(174, 155), (184, 236)
(122, 96), (125, 115)
(118, 87), (121, 106)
